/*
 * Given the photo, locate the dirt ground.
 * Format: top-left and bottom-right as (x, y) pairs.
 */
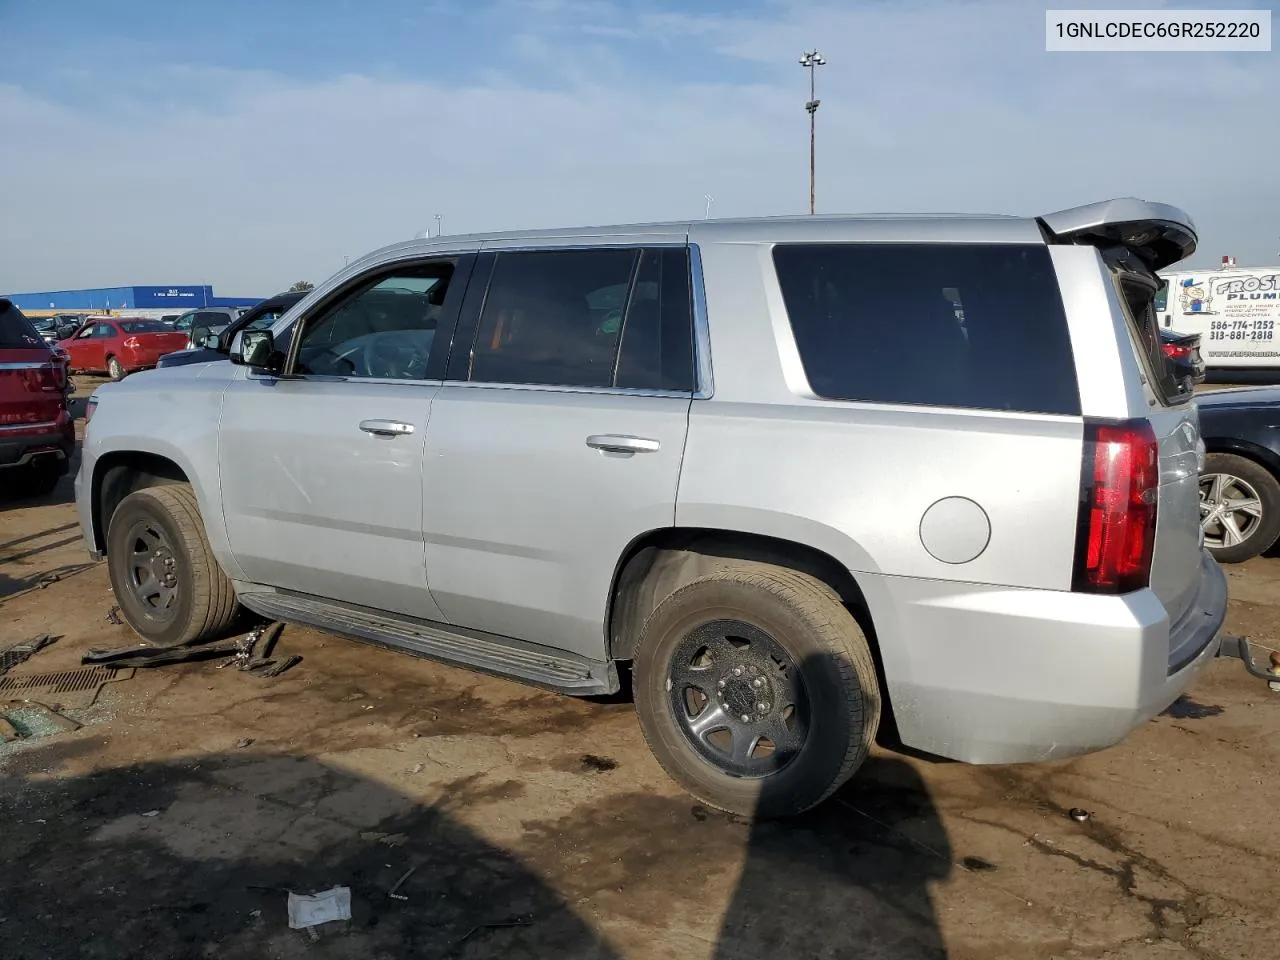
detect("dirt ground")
(2, 379), (1279, 960)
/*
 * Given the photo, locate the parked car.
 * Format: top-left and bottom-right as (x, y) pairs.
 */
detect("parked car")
(0, 299), (74, 498)
(76, 198), (1229, 818)
(168, 307), (248, 349)
(156, 291), (307, 369)
(59, 318), (190, 380)
(1160, 328), (1206, 388)
(1195, 386), (1280, 563)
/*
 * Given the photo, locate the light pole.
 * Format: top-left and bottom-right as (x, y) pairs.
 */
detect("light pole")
(434, 214), (443, 237)
(799, 49), (825, 215)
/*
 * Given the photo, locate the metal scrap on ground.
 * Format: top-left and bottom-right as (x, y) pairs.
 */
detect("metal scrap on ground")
(81, 622), (301, 677)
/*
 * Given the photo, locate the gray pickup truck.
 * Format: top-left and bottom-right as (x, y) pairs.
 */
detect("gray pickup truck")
(76, 199), (1240, 817)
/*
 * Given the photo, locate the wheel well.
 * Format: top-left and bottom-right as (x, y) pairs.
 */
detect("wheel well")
(1203, 439), (1280, 479)
(607, 528), (875, 663)
(92, 452), (189, 550)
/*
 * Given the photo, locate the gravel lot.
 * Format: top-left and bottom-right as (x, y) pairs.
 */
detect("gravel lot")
(2, 378), (1278, 960)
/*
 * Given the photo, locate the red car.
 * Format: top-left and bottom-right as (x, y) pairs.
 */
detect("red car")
(59, 317), (191, 380)
(1, 298), (75, 498)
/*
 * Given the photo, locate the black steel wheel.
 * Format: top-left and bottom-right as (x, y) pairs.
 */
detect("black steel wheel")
(634, 561), (880, 818)
(667, 619), (809, 778)
(106, 483), (239, 646)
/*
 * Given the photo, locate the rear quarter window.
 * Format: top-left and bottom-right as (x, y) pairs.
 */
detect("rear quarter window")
(772, 243), (1081, 416)
(0, 303), (45, 349)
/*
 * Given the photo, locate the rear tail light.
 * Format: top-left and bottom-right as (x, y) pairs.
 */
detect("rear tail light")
(1072, 419), (1159, 594)
(1162, 342), (1193, 360)
(85, 396), (99, 424)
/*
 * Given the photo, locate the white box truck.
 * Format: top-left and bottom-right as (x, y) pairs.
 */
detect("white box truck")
(1157, 258), (1280, 381)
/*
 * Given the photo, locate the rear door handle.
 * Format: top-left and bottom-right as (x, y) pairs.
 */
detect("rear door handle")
(586, 434), (660, 454)
(359, 419), (415, 437)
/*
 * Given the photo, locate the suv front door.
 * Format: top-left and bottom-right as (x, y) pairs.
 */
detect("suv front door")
(423, 241), (697, 660)
(218, 253), (475, 619)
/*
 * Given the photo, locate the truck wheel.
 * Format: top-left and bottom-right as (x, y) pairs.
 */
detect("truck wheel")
(106, 483), (238, 646)
(633, 563), (880, 819)
(1200, 453), (1280, 564)
(107, 356), (125, 381)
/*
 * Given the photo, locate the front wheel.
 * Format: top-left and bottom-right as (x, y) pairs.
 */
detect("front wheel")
(1200, 453), (1280, 563)
(106, 483), (239, 646)
(107, 355), (126, 381)
(633, 563), (880, 818)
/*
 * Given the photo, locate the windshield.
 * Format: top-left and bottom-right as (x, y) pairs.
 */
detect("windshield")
(119, 320), (173, 334)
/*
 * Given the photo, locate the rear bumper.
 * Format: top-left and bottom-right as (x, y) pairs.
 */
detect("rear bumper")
(0, 417), (75, 474)
(877, 550), (1227, 764)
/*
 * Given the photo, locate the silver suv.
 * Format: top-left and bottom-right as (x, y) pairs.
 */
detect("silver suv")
(75, 198), (1227, 817)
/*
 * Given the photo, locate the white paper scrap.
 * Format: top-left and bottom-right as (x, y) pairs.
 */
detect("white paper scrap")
(287, 886), (352, 930)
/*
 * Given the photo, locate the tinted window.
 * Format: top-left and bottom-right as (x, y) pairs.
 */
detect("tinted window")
(120, 320), (171, 333)
(470, 248), (636, 388)
(615, 248), (695, 392)
(195, 311), (229, 324)
(1153, 284), (1168, 312)
(93, 323), (115, 338)
(294, 263), (454, 380)
(0, 303), (43, 348)
(772, 243), (1081, 416)
(469, 247), (695, 392)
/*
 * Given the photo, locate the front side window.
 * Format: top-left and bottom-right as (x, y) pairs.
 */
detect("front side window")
(772, 243), (1081, 416)
(293, 262), (455, 380)
(469, 247), (694, 391)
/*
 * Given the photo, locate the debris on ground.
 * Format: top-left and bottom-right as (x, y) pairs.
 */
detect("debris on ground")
(1, 700), (81, 741)
(234, 737), (255, 749)
(0, 635), (57, 678)
(387, 866), (416, 901)
(287, 886), (352, 934)
(580, 754), (618, 772)
(1068, 808), (1091, 822)
(37, 574), (60, 589)
(80, 623), (301, 678)
(105, 606), (123, 625)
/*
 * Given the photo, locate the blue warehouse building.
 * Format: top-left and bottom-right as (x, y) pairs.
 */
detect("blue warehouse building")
(2, 285), (263, 314)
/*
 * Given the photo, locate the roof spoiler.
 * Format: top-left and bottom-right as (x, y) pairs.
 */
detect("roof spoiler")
(1038, 198), (1197, 272)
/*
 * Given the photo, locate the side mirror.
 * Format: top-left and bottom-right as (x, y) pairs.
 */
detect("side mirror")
(190, 325), (210, 349)
(232, 329), (278, 371)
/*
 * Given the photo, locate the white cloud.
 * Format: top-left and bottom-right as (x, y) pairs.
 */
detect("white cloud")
(1, 0), (1276, 294)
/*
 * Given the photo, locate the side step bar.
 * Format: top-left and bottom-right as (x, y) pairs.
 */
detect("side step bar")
(236, 588), (619, 697)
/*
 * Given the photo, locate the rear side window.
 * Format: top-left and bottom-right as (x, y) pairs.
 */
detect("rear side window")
(772, 243), (1081, 416)
(469, 247), (695, 392)
(0, 302), (44, 349)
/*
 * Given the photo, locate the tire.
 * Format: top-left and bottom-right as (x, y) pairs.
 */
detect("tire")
(106, 483), (239, 646)
(107, 355), (125, 381)
(633, 562), (880, 819)
(1200, 453), (1280, 564)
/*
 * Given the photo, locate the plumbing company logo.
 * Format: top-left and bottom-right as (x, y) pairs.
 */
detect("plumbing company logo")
(1219, 273), (1280, 302)
(1179, 278), (1212, 314)
(1180, 273), (1280, 315)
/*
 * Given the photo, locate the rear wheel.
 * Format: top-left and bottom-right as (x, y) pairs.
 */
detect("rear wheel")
(106, 483), (239, 646)
(0, 458), (63, 500)
(1200, 453), (1280, 563)
(633, 562), (880, 818)
(107, 355), (125, 381)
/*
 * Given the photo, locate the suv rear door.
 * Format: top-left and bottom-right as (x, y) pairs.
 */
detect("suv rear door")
(422, 240), (696, 661)
(1043, 200), (1206, 635)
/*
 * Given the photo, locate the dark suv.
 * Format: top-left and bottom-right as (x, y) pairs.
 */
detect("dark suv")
(0, 299), (75, 498)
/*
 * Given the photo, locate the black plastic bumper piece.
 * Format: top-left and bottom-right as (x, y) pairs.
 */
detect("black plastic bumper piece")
(1215, 635), (1280, 683)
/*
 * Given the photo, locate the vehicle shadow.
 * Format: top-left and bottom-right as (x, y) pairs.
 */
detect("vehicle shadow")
(0, 747), (623, 960)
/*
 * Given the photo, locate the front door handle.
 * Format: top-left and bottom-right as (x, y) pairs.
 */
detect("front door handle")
(359, 419), (415, 437)
(586, 434), (660, 454)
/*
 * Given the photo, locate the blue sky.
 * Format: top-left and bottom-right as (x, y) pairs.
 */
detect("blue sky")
(1, 0), (1277, 293)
